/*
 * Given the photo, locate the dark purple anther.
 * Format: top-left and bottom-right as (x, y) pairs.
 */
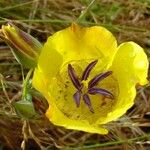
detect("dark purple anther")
(88, 87), (114, 99)
(88, 71), (112, 88)
(68, 64), (82, 91)
(83, 94), (94, 113)
(73, 91), (81, 107)
(68, 60), (114, 113)
(81, 60), (98, 81)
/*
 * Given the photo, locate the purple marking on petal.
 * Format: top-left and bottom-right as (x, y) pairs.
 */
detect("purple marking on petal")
(19, 30), (33, 44)
(88, 87), (114, 99)
(88, 71), (112, 88)
(68, 64), (82, 90)
(83, 94), (94, 113)
(73, 91), (81, 107)
(81, 60), (98, 81)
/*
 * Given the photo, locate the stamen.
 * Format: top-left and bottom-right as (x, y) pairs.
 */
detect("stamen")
(88, 87), (114, 99)
(83, 94), (94, 113)
(88, 71), (112, 88)
(81, 60), (98, 81)
(68, 61), (114, 113)
(68, 64), (82, 91)
(73, 91), (81, 107)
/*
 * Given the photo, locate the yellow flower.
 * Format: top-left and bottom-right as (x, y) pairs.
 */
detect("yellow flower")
(32, 23), (149, 134)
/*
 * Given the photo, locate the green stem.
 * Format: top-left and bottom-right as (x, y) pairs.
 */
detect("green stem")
(77, 0), (97, 23)
(0, 0), (38, 12)
(70, 134), (150, 149)
(0, 18), (71, 24)
(22, 69), (33, 100)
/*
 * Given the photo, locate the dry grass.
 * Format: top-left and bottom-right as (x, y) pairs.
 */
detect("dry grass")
(0, 0), (150, 149)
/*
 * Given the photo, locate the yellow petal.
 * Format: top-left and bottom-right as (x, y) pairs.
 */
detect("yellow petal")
(33, 23), (117, 92)
(112, 41), (148, 85)
(98, 42), (149, 124)
(37, 41), (63, 78)
(32, 41), (63, 93)
(32, 68), (48, 95)
(48, 23), (117, 65)
(45, 94), (108, 134)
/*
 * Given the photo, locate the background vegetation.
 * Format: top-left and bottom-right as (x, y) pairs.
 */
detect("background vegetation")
(0, 0), (150, 149)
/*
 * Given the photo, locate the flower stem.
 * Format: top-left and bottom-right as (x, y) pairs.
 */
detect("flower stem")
(22, 69), (33, 100)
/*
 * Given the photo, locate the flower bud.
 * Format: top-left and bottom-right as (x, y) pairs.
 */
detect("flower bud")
(13, 100), (37, 119)
(0, 23), (42, 68)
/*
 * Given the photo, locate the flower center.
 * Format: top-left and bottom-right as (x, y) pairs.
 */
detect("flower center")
(49, 60), (119, 122)
(68, 60), (114, 113)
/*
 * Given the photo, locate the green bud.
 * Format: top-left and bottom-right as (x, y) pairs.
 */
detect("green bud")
(13, 100), (37, 119)
(0, 23), (42, 68)
(12, 72), (38, 119)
